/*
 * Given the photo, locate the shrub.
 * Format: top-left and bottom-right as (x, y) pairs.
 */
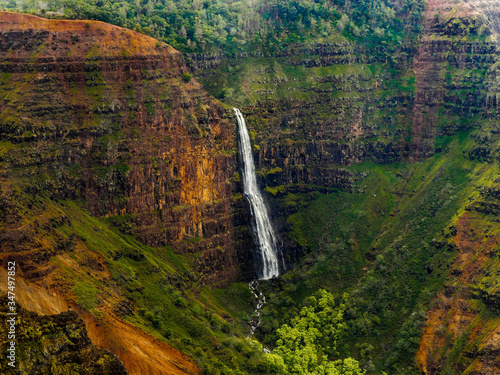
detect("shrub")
(163, 328), (173, 338)
(182, 72), (192, 83)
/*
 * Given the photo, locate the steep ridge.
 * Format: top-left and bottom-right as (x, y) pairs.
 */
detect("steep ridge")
(0, 293), (129, 375)
(413, 1), (500, 373)
(0, 268), (199, 375)
(416, 183), (500, 374)
(0, 11), (253, 285)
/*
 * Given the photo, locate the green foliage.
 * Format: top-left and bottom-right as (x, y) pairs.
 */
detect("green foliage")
(265, 185), (285, 196)
(72, 281), (99, 311)
(60, 203), (271, 373)
(182, 72), (193, 83)
(4, 0), (425, 54)
(257, 137), (483, 373)
(273, 290), (364, 375)
(267, 167), (283, 175)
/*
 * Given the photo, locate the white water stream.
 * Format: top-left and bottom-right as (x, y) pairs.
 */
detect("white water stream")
(247, 280), (265, 338)
(234, 108), (280, 280)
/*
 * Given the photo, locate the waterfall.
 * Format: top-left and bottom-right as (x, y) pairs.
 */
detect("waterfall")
(234, 108), (280, 280)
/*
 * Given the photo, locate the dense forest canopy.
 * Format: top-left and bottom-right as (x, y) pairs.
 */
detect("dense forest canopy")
(1, 0), (425, 53)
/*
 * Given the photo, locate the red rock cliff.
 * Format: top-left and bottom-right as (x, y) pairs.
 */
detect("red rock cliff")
(0, 12), (253, 285)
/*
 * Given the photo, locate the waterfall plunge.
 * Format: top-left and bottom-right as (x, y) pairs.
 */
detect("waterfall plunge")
(234, 108), (280, 280)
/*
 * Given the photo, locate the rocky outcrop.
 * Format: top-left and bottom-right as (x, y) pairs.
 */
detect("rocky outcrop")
(0, 12), (253, 284)
(187, 42), (361, 73)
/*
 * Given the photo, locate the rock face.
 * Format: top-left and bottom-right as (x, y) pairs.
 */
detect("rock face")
(411, 0), (498, 159)
(0, 12), (253, 284)
(414, 1), (500, 374)
(0, 294), (128, 375)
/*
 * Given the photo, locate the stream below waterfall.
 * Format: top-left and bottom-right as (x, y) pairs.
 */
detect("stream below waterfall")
(247, 281), (270, 353)
(247, 280), (265, 338)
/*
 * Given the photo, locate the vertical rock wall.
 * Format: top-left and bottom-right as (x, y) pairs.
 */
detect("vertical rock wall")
(0, 12), (253, 284)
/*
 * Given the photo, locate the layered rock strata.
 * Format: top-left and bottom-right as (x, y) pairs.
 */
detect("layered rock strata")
(0, 12), (253, 285)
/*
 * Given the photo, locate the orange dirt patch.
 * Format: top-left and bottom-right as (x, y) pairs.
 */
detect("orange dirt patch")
(0, 271), (199, 375)
(417, 212), (500, 374)
(81, 308), (199, 375)
(0, 267), (69, 314)
(424, 0), (477, 22)
(0, 11), (178, 57)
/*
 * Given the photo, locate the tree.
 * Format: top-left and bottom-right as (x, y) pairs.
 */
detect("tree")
(273, 290), (365, 375)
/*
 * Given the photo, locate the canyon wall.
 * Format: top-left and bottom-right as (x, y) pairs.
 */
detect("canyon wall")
(0, 12), (253, 285)
(414, 1), (500, 374)
(187, 1), (500, 265)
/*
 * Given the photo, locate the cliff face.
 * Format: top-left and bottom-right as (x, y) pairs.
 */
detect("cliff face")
(189, 46), (406, 186)
(0, 12), (253, 285)
(412, 1), (500, 374)
(189, 4), (498, 168)
(188, 40), (411, 265)
(411, 0), (498, 159)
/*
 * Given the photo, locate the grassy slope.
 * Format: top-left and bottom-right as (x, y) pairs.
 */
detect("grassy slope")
(0, 173), (271, 374)
(59, 203), (269, 374)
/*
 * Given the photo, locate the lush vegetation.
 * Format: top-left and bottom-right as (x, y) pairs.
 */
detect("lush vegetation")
(253, 133), (500, 373)
(5, 0), (500, 374)
(1, 0), (425, 53)
(0, 190), (270, 374)
(274, 290), (364, 375)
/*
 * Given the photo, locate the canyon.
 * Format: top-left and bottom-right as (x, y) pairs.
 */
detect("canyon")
(2, 0), (500, 374)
